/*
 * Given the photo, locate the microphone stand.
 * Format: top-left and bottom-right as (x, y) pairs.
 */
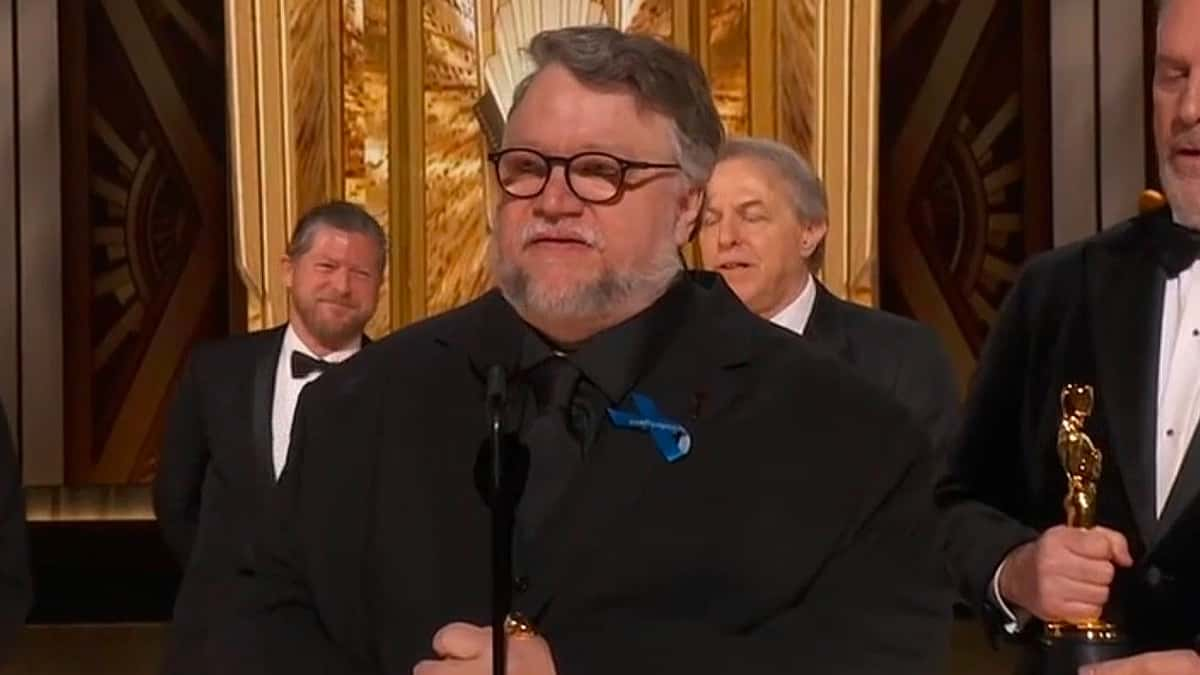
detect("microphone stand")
(485, 366), (510, 675)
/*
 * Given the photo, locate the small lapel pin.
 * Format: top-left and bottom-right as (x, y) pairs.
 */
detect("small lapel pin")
(607, 393), (692, 463)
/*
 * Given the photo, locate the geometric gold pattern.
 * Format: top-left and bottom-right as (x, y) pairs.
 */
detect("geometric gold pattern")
(878, 1), (1051, 385)
(422, 1), (489, 316)
(64, 0), (230, 485)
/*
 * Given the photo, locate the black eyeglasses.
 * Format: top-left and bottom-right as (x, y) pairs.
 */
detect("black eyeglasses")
(487, 147), (682, 204)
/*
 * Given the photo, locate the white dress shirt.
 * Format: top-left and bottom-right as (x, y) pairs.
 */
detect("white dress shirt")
(768, 274), (818, 336)
(993, 251), (1200, 632)
(1155, 259), (1200, 515)
(271, 324), (361, 479)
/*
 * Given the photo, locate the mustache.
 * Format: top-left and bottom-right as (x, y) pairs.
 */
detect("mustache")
(315, 296), (356, 308)
(516, 222), (603, 248)
(1172, 130), (1200, 151)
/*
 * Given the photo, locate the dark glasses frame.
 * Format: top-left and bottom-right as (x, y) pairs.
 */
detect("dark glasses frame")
(486, 147), (682, 204)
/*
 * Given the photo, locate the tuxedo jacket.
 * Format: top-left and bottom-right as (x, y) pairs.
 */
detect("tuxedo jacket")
(155, 325), (290, 671)
(805, 282), (961, 455)
(938, 209), (1200, 651)
(0, 402), (31, 660)
(228, 272), (950, 675)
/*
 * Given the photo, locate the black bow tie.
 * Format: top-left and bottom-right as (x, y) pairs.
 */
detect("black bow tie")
(1151, 218), (1200, 277)
(291, 351), (330, 379)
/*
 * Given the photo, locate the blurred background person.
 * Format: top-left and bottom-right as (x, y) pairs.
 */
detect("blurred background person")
(700, 136), (959, 455)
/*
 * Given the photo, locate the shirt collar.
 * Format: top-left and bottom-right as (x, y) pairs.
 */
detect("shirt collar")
(767, 274), (817, 335)
(284, 323), (362, 367)
(1172, 207), (1200, 229)
(518, 273), (694, 404)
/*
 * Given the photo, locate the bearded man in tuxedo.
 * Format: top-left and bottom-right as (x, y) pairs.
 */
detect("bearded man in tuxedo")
(939, 1), (1200, 672)
(155, 200), (386, 673)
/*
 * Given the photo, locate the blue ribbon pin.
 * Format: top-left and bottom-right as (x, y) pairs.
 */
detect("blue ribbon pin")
(607, 393), (692, 463)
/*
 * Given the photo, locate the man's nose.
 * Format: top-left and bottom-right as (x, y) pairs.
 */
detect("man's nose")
(716, 218), (742, 249)
(532, 165), (586, 219)
(329, 267), (351, 294)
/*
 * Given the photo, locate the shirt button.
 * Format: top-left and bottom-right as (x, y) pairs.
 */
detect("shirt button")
(1193, 328), (1199, 337)
(1167, 429), (1175, 437)
(513, 576), (530, 594)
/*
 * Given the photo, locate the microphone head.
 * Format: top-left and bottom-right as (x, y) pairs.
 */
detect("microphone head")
(486, 364), (507, 404)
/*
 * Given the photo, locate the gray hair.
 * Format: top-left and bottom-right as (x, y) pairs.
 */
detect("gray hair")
(509, 26), (724, 186)
(288, 200), (388, 272)
(717, 136), (829, 269)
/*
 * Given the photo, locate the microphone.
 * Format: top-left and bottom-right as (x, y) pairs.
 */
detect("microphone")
(485, 365), (506, 495)
(486, 364), (507, 410)
(484, 364), (510, 675)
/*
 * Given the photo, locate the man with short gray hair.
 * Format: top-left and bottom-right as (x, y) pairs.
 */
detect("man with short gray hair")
(700, 136), (960, 456)
(233, 26), (947, 675)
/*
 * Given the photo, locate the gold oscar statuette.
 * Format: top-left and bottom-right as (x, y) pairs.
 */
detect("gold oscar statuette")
(1045, 384), (1117, 639)
(1026, 384), (1130, 675)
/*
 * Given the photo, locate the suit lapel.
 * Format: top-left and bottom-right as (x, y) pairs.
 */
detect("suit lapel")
(515, 280), (754, 620)
(1159, 424), (1200, 537)
(251, 326), (287, 492)
(803, 283), (854, 364)
(1086, 224), (1164, 547)
(449, 290), (537, 518)
(460, 291), (529, 384)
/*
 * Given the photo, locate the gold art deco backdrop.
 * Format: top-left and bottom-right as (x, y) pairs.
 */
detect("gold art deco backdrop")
(55, 0), (232, 487)
(226, 0), (880, 335)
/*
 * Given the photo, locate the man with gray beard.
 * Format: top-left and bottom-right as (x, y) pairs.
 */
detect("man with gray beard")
(229, 26), (947, 675)
(939, 0), (1200, 672)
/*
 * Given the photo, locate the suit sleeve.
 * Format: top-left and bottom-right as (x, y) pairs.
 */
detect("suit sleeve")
(223, 387), (375, 675)
(154, 350), (210, 566)
(0, 403), (31, 657)
(549, 419), (950, 675)
(935, 267), (1042, 630)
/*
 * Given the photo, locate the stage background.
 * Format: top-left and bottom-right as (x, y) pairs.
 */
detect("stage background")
(0, 0), (1162, 671)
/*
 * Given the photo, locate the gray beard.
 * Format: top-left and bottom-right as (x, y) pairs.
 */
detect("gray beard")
(488, 238), (683, 322)
(1162, 162), (1200, 227)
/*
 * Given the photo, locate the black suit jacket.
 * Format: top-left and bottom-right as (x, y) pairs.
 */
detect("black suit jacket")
(231, 272), (950, 675)
(805, 282), (961, 455)
(938, 209), (1200, 651)
(154, 326), (287, 671)
(0, 402), (31, 660)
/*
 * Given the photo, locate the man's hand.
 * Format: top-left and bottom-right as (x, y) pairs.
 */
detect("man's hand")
(412, 622), (557, 675)
(998, 525), (1133, 623)
(1080, 650), (1200, 675)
